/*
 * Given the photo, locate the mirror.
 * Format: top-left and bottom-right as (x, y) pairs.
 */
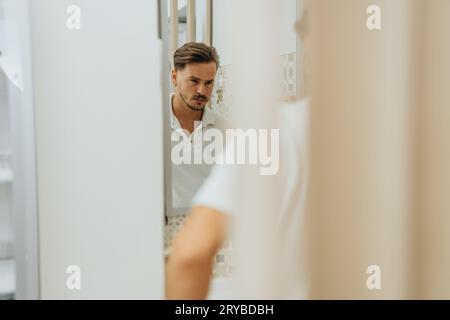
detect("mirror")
(161, 0), (302, 299)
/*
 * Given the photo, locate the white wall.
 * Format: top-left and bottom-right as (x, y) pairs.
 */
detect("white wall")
(212, 0), (298, 65)
(30, 0), (164, 299)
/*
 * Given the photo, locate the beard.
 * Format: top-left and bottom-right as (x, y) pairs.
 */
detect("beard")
(179, 93), (209, 112)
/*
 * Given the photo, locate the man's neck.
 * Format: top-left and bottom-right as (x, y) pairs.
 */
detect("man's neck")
(172, 94), (203, 134)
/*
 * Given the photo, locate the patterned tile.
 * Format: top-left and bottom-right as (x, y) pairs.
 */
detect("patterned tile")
(210, 52), (298, 119)
(281, 52), (297, 101)
(210, 64), (233, 118)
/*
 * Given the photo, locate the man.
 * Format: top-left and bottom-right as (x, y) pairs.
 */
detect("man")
(169, 42), (228, 211)
(165, 13), (310, 299)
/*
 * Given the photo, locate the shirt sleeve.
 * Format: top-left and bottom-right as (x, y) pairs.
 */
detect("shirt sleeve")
(191, 161), (241, 216)
(192, 99), (309, 217)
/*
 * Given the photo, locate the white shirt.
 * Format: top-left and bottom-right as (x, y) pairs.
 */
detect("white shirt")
(170, 93), (228, 213)
(192, 98), (310, 299)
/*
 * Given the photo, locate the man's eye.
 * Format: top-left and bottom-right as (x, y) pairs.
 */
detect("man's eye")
(190, 79), (198, 84)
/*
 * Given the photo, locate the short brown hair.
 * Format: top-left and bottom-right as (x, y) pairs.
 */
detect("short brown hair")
(173, 42), (220, 71)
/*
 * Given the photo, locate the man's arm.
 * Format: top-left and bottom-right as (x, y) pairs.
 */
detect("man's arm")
(165, 205), (230, 299)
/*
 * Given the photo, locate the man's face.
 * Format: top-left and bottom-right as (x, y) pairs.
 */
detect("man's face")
(172, 62), (217, 112)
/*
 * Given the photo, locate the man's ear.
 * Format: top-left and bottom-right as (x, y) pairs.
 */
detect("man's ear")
(171, 69), (177, 87)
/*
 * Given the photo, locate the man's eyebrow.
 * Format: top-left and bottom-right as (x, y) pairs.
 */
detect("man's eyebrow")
(188, 76), (215, 82)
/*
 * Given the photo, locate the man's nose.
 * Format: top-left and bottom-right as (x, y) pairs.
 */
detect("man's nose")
(196, 84), (206, 95)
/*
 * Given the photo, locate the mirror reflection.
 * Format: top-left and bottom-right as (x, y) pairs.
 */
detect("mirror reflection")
(163, 0), (301, 299)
